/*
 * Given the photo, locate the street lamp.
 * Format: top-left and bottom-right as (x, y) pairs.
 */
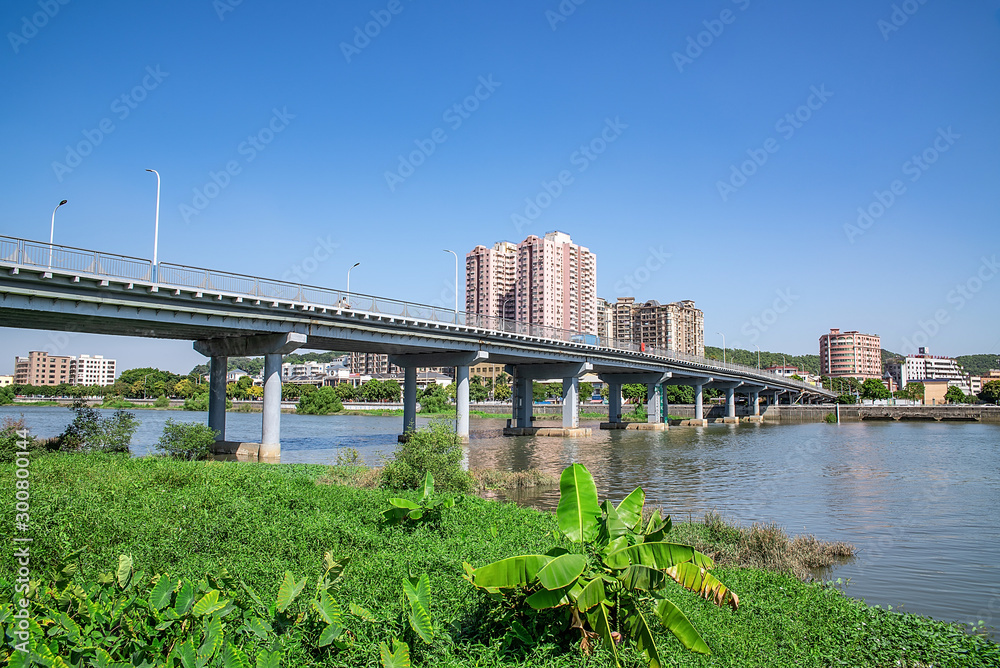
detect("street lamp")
(48, 199), (68, 269)
(754, 344), (760, 369)
(145, 169), (160, 282)
(346, 262), (360, 306)
(717, 332), (726, 364)
(143, 373), (151, 400)
(443, 249), (459, 317)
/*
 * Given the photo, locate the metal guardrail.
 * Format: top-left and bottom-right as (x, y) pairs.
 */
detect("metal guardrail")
(0, 235), (830, 394)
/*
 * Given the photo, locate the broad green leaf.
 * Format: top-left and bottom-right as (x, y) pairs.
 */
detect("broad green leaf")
(243, 616), (272, 640)
(471, 555), (552, 588)
(193, 589), (229, 617)
(645, 508), (662, 534)
(536, 553), (587, 590)
(318, 622), (343, 647)
(619, 564), (667, 591)
(175, 580), (196, 615)
(601, 499), (628, 540)
(418, 471), (435, 501)
(312, 590), (342, 625)
(441, 496), (455, 509)
(223, 642), (250, 668)
(92, 648), (114, 668)
(616, 487), (645, 529)
(407, 509), (423, 521)
(402, 573), (431, 611)
(586, 601), (619, 665)
(654, 598), (711, 654)
(389, 498), (420, 510)
(604, 541), (697, 570)
(626, 606), (664, 668)
(276, 571), (307, 613)
(573, 577), (606, 612)
(556, 464), (601, 543)
(380, 639), (411, 668)
(323, 554), (350, 584)
(199, 615), (224, 659)
(691, 549), (714, 569)
(255, 650), (280, 668)
(407, 599), (434, 643)
(510, 620), (533, 645)
(175, 639), (197, 668)
(525, 584), (572, 609)
(350, 602), (378, 622)
(665, 562), (739, 610)
(240, 581), (266, 614)
(116, 554), (133, 588)
(149, 575), (176, 610)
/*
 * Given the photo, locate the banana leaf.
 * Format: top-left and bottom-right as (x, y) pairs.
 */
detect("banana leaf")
(556, 463), (601, 543)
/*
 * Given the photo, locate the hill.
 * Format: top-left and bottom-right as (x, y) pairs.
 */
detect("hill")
(704, 346), (821, 375)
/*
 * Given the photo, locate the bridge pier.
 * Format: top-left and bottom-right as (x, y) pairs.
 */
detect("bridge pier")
(598, 373), (668, 431)
(607, 382), (622, 425)
(194, 332), (307, 461)
(695, 383), (704, 421)
(504, 363), (592, 436)
(390, 351), (487, 444)
(562, 375), (579, 429)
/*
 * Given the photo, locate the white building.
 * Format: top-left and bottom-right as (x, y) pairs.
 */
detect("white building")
(74, 355), (117, 386)
(887, 348), (970, 390)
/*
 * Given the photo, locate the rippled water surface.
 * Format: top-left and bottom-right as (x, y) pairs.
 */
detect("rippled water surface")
(6, 406), (999, 638)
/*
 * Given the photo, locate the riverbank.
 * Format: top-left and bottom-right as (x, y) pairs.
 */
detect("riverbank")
(1, 454), (995, 667)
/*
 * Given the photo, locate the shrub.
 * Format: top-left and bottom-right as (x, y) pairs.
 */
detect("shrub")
(824, 412), (837, 423)
(297, 386), (344, 415)
(56, 403), (139, 454)
(382, 419), (472, 493)
(0, 415), (47, 462)
(156, 419), (218, 460)
(153, 394), (170, 408)
(0, 386), (13, 405)
(183, 393), (232, 411)
(418, 384), (451, 414)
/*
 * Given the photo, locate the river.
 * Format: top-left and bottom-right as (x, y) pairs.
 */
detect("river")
(4, 405), (999, 639)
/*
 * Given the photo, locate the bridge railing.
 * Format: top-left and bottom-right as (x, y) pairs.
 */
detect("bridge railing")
(0, 234), (828, 395)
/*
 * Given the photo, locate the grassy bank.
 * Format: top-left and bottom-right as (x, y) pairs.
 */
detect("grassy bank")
(1, 455), (996, 667)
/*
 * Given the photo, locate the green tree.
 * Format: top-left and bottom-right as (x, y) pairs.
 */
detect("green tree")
(944, 386), (966, 404)
(578, 381), (594, 400)
(0, 387), (13, 405)
(382, 379), (402, 402)
(860, 378), (890, 401)
(359, 379), (383, 402)
(469, 377), (489, 402)
(493, 382), (511, 401)
(297, 386), (344, 415)
(623, 383), (647, 404)
(978, 380), (1000, 404)
(156, 419), (217, 460)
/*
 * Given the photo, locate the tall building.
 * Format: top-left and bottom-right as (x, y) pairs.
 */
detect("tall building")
(350, 352), (400, 376)
(14, 351), (76, 386)
(74, 355), (116, 386)
(885, 348), (972, 390)
(465, 232), (597, 335)
(596, 298), (614, 341)
(819, 328), (882, 379)
(514, 232), (598, 334)
(465, 241), (517, 320)
(611, 298), (705, 357)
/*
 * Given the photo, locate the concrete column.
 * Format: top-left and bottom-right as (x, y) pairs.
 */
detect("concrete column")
(608, 383), (622, 423)
(261, 353), (282, 459)
(646, 383), (662, 423)
(403, 366), (417, 435)
(725, 387), (736, 419)
(515, 374), (532, 427)
(456, 365), (470, 442)
(208, 355), (227, 441)
(752, 391), (760, 415)
(562, 376), (579, 429)
(694, 383), (703, 421)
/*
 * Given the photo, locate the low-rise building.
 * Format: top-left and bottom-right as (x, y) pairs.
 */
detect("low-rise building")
(0, 375), (13, 387)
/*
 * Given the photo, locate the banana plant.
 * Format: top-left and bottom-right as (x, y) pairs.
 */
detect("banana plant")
(382, 471), (457, 525)
(464, 463), (738, 666)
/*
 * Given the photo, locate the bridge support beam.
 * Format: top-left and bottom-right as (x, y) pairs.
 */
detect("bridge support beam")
(725, 387), (736, 420)
(403, 366), (417, 436)
(607, 382), (622, 424)
(505, 363), (592, 436)
(752, 391), (760, 415)
(391, 351), (487, 444)
(598, 373), (669, 430)
(646, 383), (663, 424)
(513, 370), (532, 428)
(563, 376), (579, 429)
(695, 383), (704, 421)
(209, 356), (227, 442)
(195, 332), (307, 461)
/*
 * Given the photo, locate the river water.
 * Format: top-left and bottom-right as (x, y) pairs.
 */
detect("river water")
(4, 405), (999, 638)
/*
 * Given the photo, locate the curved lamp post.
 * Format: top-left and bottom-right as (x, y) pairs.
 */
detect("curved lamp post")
(48, 199), (68, 269)
(443, 249), (459, 320)
(145, 169), (160, 281)
(346, 262), (360, 306)
(717, 331), (726, 364)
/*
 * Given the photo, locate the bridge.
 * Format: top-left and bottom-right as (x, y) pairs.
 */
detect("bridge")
(0, 235), (834, 459)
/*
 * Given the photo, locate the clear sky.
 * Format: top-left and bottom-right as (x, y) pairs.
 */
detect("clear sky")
(2, 0), (998, 375)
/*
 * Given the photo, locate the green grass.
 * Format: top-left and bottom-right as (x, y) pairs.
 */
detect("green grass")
(1, 454), (996, 667)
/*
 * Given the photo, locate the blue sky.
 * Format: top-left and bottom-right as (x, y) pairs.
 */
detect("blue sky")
(1, 0), (999, 374)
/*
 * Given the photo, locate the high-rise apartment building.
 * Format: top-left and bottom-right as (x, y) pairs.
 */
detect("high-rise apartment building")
(74, 355), (116, 386)
(596, 298), (614, 341)
(465, 241), (517, 320)
(350, 352), (400, 376)
(515, 232), (597, 334)
(819, 328), (882, 379)
(465, 232), (597, 335)
(14, 351), (77, 386)
(612, 298), (705, 357)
